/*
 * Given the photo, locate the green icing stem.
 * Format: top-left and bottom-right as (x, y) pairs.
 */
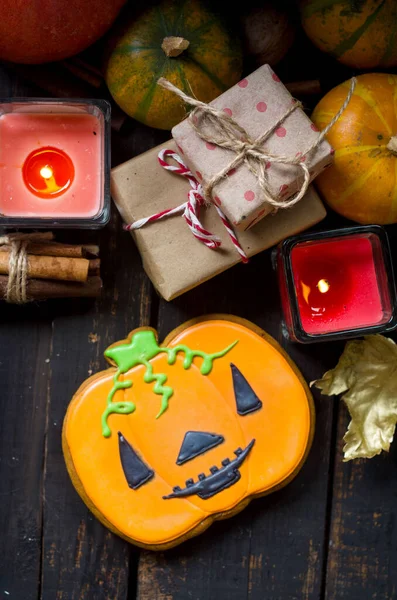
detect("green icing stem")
(141, 359), (173, 418)
(164, 341), (238, 374)
(101, 369), (135, 438)
(101, 332), (238, 437)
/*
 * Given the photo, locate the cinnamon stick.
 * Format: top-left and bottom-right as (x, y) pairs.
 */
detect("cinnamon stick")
(9, 62), (97, 100)
(0, 242), (83, 258)
(0, 241), (100, 258)
(62, 58), (103, 89)
(1, 232), (55, 244)
(0, 275), (102, 300)
(0, 253), (89, 282)
(82, 244), (100, 257)
(285, 80), (321, 97)
(8, 63), (127, 132)
(88, 259), (101, 275)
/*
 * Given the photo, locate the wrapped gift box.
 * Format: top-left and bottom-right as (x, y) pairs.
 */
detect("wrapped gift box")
(172, 64), (332, 231)
(111, 140), (327, 301)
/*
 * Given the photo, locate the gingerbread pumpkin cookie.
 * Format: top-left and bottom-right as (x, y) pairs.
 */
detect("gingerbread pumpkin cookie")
(63, 316), (315, 550)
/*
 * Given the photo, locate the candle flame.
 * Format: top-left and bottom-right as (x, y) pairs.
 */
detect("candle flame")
(317, 279), (330, 294)
(301, 281), (311, 304)
(40, 165), (53, 180)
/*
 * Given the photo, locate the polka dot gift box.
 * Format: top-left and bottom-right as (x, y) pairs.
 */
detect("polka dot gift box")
(172, 65), (332, 232)
(111, 140), (326, 301)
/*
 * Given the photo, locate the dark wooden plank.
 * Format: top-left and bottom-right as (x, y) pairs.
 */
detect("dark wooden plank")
(325, 409), (397, 600)
(39, 208), (154, 600)
(136, 246), (343, 600)
(325, 224), (397, 600)
(0, 311), (52, 599)
(0, 65), (53, 600)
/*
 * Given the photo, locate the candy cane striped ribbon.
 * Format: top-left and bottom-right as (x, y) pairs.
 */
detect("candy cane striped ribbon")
(124, 149), (248, 263)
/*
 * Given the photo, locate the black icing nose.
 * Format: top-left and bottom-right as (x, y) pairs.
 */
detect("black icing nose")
(176, 431), (224, 465)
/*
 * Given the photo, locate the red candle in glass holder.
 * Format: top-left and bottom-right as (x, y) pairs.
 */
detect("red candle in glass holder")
(291, 236), (383, 334)
(276, 226), (396, 343)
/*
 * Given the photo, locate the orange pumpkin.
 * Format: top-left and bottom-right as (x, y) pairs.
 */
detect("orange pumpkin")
(312, 73), (397, 224)
(104, 0), (242, 130)
(300, 0), (397, 69)
(63, 316), (314, 550)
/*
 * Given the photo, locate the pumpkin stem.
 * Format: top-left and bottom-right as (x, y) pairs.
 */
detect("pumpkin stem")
(387, 136), (397, 154)
(162, 36), (190, 57)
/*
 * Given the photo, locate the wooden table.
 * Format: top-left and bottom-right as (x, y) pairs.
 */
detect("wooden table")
(1, 54), (397, 600)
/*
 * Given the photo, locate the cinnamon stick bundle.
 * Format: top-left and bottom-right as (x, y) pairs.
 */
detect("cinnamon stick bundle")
(0, 252), (89, 282)
(0, 233), (102, 303)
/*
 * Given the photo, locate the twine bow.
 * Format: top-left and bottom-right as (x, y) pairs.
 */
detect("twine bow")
(158, 76), (357, 210)
(0, 232), (50, 304)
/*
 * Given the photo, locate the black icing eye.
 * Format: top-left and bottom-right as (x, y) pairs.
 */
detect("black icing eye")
(176, 431), (224, 465)
(118, 432), (154, 489)
(231, 363), (263, 416)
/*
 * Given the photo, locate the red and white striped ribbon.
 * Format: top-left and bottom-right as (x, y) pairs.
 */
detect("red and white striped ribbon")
(124, 149), (248, 263)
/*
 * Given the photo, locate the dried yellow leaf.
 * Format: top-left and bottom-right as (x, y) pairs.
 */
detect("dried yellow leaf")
(311, 335), (397, 461)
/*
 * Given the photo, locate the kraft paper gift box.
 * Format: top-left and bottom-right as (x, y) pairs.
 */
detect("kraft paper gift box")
(111, 140), (327, 301)
(171, 64), (332, 231)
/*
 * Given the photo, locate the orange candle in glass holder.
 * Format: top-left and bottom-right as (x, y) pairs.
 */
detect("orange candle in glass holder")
(0, 99), (110, 228)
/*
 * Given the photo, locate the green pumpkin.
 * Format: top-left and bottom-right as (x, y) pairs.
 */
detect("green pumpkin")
(105, 0), (243, 130)
(300, 0), (397, 69)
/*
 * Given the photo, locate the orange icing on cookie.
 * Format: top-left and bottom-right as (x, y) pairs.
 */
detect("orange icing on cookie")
(63, 316), (314, 549)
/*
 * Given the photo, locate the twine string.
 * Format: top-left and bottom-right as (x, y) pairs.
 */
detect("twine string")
(158, 76), (357, 210)
(0, 232), (50, 304)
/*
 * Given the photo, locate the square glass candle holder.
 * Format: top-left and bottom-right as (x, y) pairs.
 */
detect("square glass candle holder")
(0, 98), (111, 229)
(274, 225), (397, 343)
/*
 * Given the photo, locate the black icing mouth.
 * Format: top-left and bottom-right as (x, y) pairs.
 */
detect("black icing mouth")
(163, 439), (255, 500)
